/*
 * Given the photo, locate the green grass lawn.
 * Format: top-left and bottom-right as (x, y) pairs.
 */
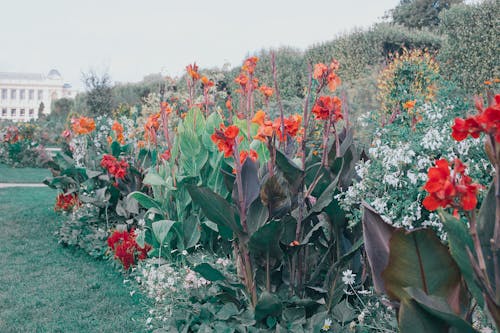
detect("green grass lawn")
(0, 187), (149, 332)
(0, 163), (51, 183)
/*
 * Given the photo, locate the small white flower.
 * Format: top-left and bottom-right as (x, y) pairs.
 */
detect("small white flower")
(342, 269), (356, 285)
(181, 250), (188, 256)
(138, 219), (145, 227)
(321, 318), (332, 331)
(130, 290), (136, 296)
(148, 212), (155, 220)
(146, 317), (152, 325)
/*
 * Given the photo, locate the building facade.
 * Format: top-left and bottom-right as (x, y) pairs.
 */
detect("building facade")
(0, 69), (76, 122)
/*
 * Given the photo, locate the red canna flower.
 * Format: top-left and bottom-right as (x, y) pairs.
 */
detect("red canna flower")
(313, 60), (341, 92)
(100, 154), (129, 179)
(422, 158), (481, 212)
(160, 149), (171, 161)
(107, 230), (151, 270)
(451, 94), (500, 142)
(211, 124), (240, 158)
(201, 76), (215, 88)
(273, 114), (302, 142)
(54, 192), (80, 212)
(259, 85), (273, 98)
(312, 96), (342, 121)
(235, 73), (249, 89)
(239, 149), (259, 165)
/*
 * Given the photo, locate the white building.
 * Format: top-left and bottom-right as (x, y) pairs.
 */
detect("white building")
(0, 69), (76, 122)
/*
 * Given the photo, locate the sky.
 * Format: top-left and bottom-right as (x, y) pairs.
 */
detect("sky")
(0, 0), (402, 91)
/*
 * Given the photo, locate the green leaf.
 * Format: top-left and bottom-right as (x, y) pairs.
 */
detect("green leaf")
(128, 192), (162, 211)
(332, 299), (357, 323)
(152, 220), (176, 245)
(193, 263), (226, 281)
(477, 182), (495, 284)
(382, 228), (462, 301)
(179, 130), (201, 156)
(249, 220), (284, 258)
(247, 197), (269, 235)
(362, 203), (396, 294)
(111, 141), (121, 157)
(254, 291), (282, 321)
(187, 185), (242, 237)
(183, 107), (206, 136)
(135, 229), (146, 248)
(440, 211), (484, 307)
(405, 287), (477, 332)
(143, 172), (167, 186)
(398, 299), (448, 333)
(232, 158), (260, 211)
(216, 302), (239, 321)
(183, 215), (201, 249)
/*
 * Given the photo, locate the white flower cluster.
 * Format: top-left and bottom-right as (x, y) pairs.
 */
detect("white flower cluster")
(338, 99), (492, 231)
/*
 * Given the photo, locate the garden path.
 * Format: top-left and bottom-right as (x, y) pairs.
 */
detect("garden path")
(0, 186), (149, 332)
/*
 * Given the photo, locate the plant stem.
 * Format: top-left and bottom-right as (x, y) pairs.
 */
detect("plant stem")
(266, 251), (271, 292)
(271, 52), (285, 149)
(469, 210), (490, 285)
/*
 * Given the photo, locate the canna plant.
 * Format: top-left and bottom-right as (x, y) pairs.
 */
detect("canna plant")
(363, 93), (500, 331)
(185, 54), (366, 329)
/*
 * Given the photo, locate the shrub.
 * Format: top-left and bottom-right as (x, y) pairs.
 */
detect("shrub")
(439, 0), (500, 93)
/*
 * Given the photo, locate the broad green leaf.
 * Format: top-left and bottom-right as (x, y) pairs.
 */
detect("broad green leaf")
(152, 220), (176, 245)
(332, 299), (357, 323)
(275, 149), (304, 191)
(182, 148), (208, 177)
(135, 229), (146, 248)
(249, 220), (284, 258)
(254, 291), (282, 321)
(232, 158), (260, 210)
(307, 171), (340, 217)
(179, 130), (201, 156)
(405, 287), (477, 332)
(216, 302), (240, 321)
(111, 141), (121, 157)
(477, 182), (495, 284)
(362, 203), (396, 294)
(183, 215), (201, 249)
(440, 210), (484, 307)
(398, 299), (448, 333)
(183, 107), (206, 136)
(247, 197), (269, 235)
(382, 228), (462, 301)
(128, 192), (162, 211)
(193, 263), (226, 281)
(187, 185), (242, 237)
(143, 172), (167, 186)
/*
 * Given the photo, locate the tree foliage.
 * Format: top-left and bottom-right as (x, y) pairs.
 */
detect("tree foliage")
(82, 71), (113, 116)
(390, 0), (464, 29)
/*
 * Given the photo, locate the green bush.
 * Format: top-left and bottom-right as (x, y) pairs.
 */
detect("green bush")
(439, 0), (500, 93)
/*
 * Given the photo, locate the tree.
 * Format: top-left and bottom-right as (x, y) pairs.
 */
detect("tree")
(82, 70), (113, 116)
(390, 0), (464, 29)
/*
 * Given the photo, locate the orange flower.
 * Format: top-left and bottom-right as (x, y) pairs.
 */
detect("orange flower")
(327, 72), (341, 92)
(186, 63), (200, 81)
(235, 73), (249, 88)
(112, 121), (123, 133)
(242, 56), (259, 75)
(201, 76), (215, 87)
(161, 101), (172, 114)
(211, 124), (240, 158)
(259, 85), (273, 98)
(313, 63), (328, 80)
(403, 100), (416, 110)
(312, 96), (342, 121)
(71, 116), (96, 135)
(239, 149), (259, 165)
(252, 110), (266, 126)
(107, 136), (113, 145)
(484, 80), (492, 85)
(273, 114), (302, 142)
(226, 97), (233, 111)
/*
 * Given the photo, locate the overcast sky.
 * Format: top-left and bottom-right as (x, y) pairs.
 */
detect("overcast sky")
(1, 0), (403, 90)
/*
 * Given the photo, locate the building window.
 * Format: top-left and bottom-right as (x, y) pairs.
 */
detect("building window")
(29, 89), (34, 100)
(38, 90), (43, 100)
(11, 89), (16, 100)
(20, 89), (25, 100)
(1, 108), (6, 117)
(20, 109), (25, 116)
(29, 109), (34, 117)
(1, 89), (6, 99)
(11, 109), (16, 117)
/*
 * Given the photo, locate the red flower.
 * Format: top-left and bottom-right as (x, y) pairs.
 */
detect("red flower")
(239, 149), (259, 165)
(312, 96), (342, 121)
(100, 154), (129, 179)
(422, 159), (481, 212)
(160, 149), (171, 161)
(54, 192), (80, 212)
(273, 114), (302, 142)
(451, 94), (500, 142)
(201, 76), (214, 88)
(235, 73), (249, 88)
(313, 60), (341, 92)
(211, 124), (240, 158)
(108, 230), (151, 270)
(259, 85), (273, 98)
(71, 116), (95, 135)
(242, 56), (259, 75)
